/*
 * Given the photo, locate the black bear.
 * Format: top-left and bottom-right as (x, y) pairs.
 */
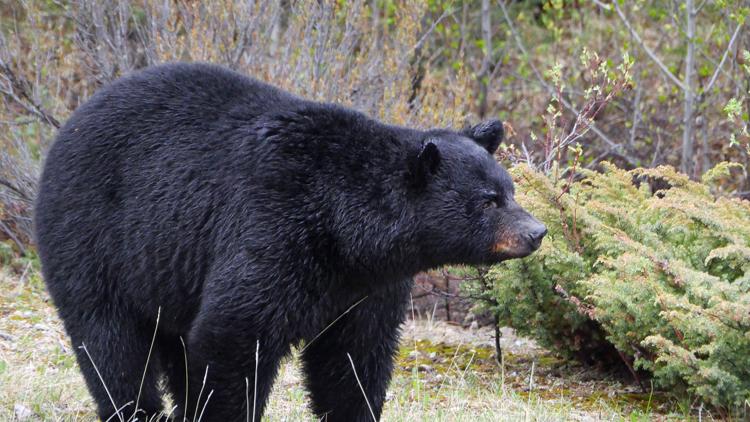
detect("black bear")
(35, 63), (546, 421)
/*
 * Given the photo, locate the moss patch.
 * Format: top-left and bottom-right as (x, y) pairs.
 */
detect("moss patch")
(397, 339), (680, 417)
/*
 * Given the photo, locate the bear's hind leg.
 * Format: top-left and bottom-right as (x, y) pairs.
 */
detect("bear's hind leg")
(63, 304), (165, 421)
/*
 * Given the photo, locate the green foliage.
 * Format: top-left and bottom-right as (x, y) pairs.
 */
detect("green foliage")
(464, 163), (750, 410)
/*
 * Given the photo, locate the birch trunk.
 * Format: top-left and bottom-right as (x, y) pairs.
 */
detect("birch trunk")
(681, 0), (696, 177)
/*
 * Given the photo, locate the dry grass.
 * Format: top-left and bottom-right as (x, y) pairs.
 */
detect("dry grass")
(0, 267), (689, 422)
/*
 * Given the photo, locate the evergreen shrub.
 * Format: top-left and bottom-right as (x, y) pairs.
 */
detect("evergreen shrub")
(464, 162), (750, 409)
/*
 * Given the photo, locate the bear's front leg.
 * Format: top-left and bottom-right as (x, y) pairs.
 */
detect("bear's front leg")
(182, 261), (291, 422)
(301, 279), (411, 422)
(184, 310), (288, 422)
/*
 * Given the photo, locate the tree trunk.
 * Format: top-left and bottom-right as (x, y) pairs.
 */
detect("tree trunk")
(478, 0), (492, 118)
(681, 0), (696, 177)
(372, 0), (382, 51)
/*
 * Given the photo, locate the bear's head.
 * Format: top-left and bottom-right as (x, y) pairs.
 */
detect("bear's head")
(408, 119), (546, 267)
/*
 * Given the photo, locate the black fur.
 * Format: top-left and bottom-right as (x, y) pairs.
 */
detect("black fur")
(463, 119), (505, 154)
(34, 63), (545, 421)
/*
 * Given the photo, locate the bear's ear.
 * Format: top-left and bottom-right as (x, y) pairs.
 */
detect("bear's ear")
(408, 141), (441, 186)
(464, 119), (504, 154)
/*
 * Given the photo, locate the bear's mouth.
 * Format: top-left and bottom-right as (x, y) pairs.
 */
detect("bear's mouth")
(492, 238), (520, 254)
(492, 235), (542, 260)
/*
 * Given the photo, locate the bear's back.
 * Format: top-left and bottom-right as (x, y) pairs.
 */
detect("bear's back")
(37, 62), (300, 212)
(46, 62), (295, 170)
(34, 63), (301, 321)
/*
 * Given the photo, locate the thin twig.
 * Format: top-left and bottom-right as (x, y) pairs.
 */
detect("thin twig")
(705, 21), (743, 94)
(617, 349), (647, 392)
(0, 61), (61, 128)
(133, 307), (161, 419)
(0, 177), (32, 202)
(300, 296), (369, 353)
(196, 390), (214, 422)
(499, 0), (636, 166)
(411, 7), (454, 54)
(103, 401), (134, 422)
(179, 336), (189, 422)
(593, 0), (687, 91)
(346, 353), (377, 422)
(193, 365), (209, 422)
(252, 339), (259, 422)
(0, 219), (26, 253)
(629, 78), (642, 148)
(80, 343), (124, 422)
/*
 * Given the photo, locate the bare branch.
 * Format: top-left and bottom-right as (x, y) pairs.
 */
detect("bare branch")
(629, 77), (642, 148)
(705, 21), (744, 94)
(499, 0), (636, 166)
(694, 0), (709, 15)
(0, 219), (26, 254)
(593, 0), (687, 92)
(411, 7), (454, 54)
(0, 61), (61, 128)
(0, 177), (32, 202)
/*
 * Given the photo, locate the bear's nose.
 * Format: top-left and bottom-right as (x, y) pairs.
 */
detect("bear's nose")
(527, 224), (547, 247)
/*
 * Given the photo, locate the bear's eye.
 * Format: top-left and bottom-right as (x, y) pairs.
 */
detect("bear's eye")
(483, 199), (499, 210)
(481, 191), (501, 210)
